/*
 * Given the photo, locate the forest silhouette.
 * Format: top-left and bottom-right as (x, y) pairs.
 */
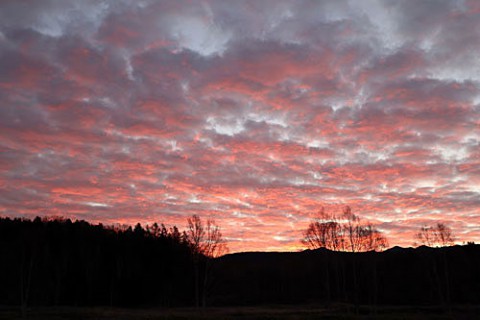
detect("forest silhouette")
(0, 214), (479, 317)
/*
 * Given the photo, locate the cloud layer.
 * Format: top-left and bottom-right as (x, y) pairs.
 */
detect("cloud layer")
(1, 0), (479, 252)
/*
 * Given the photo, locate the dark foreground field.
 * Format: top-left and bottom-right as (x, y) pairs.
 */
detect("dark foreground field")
(1, 305), (479, 320)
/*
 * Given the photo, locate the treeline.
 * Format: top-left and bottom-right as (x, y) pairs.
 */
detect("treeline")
(0, 216), (221, 309)
(1, 215), (479, 311)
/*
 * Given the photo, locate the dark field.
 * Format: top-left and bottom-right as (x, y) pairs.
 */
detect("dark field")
(1, 305), (479, 320)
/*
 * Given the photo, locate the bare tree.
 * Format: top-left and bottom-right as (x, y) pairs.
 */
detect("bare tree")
(302, 207), (388, 310)
(187, 215), (228, 257)
(415, 223), (454, 247)
(414, 223), (455, 311)
(436, 223), (454, 247)
(302, 207), (344, 251)
(302, 206), (388, 253)
(361, 224), (389, 252)
(186, 215), (228, 307)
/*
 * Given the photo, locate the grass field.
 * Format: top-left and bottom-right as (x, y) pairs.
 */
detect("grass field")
(1, 305), (478, 320)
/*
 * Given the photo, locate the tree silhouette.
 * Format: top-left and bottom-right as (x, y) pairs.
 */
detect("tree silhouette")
(186, 215), (228, 307)
(1, 216), (480, 311)
(414, 222), (456, 311)
(301, 207), (343, 251)
(302, 206), (388, 252)
(302, 206), (388, 311)
(415, 223), (455, 247)
(0, 216), (198, 310)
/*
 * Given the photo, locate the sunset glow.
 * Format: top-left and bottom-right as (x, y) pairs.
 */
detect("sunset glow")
(1, 0), (479, 252)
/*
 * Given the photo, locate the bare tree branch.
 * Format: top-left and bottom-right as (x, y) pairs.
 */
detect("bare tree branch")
(302, 206), (388, 252)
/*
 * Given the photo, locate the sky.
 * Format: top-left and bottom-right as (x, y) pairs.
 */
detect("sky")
(1, 0), (480, 252)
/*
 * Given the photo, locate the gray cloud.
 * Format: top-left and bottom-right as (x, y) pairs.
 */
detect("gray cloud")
(1, 0), (479, 252)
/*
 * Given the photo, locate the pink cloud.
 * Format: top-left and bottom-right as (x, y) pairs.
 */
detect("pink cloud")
(1, 0), (479, 253)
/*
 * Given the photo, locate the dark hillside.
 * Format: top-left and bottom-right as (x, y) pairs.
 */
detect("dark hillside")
(211, 245), (480, 306)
